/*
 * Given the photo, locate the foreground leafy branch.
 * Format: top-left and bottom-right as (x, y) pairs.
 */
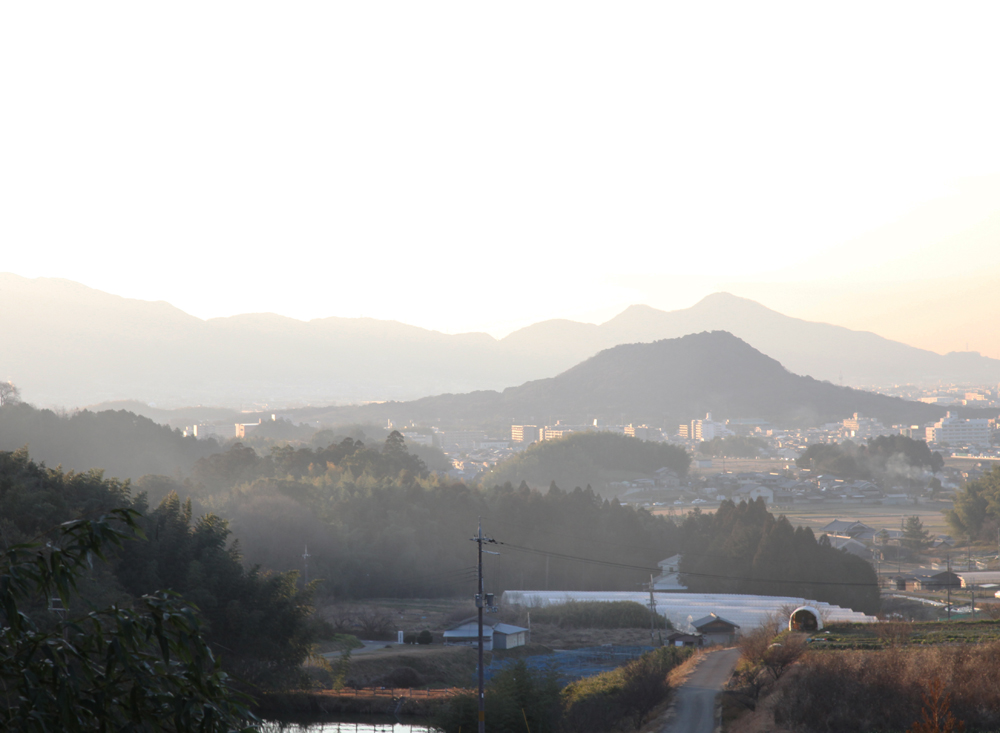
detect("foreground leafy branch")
(0, 509), (256, 732)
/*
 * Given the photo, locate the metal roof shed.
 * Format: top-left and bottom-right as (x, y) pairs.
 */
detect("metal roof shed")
(444, 621), (493, 651)
(492, 623), (529, 650)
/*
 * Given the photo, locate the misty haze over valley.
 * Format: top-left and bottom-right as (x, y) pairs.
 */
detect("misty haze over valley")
(5, 4), (1000, 732)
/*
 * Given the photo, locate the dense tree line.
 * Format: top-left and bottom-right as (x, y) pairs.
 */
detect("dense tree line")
(796, 435), (943, 482)
(3, 423), (880, 673)
(218, 475), (680, 600)
(679, 499), (880, 614)
(189, 432), (428, 495)
(180, 438), (877, 613)
(0, 448), (320, 689)
(482, 432), (690, 495)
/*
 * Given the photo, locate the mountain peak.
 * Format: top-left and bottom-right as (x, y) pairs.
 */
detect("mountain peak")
(690, 291), (774, 312)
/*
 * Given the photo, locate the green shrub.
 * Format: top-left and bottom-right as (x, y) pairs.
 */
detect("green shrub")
(434, 660), (561, 733)
(562, 646), (691, 732)
(417, 629), (433, 645)
(530, 600), (671, 630)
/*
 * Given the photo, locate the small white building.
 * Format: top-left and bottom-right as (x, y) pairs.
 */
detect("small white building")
(652, 554), (686, 591)
(492, 623), (529, 650)
(444, 621), (493, 651)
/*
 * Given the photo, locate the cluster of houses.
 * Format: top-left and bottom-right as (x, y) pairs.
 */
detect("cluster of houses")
(818, 518), (956, 564)
(622, 468), (940, 510)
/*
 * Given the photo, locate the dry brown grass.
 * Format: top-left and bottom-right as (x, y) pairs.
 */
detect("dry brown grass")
(526, 623), (664, 649)
(874, 619), (914, 647)
(340, 645), (480, 688)
(756, 644), (1000, 732)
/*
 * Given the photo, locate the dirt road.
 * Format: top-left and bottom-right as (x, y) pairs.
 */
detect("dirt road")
(660, 647), (741, 733)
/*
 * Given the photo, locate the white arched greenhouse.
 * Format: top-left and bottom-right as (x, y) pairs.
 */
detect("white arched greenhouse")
(500, 590), (875, 633)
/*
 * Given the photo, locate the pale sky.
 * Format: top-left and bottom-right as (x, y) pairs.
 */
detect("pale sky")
(3, 2), (1000, 339)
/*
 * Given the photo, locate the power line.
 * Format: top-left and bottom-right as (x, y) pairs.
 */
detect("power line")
(498, 541), (879, 589)
(484, 515), (864, 569)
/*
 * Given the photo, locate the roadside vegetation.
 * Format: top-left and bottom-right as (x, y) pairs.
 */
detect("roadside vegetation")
(727, 620), (1000, 732)
(434, 647), (691, 733)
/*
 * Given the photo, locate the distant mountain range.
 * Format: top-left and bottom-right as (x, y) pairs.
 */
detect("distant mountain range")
(290, 331), (956, 428)
(4, 273), (999, 409)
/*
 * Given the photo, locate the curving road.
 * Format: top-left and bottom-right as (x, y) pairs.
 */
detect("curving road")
(660, 647), (741, 733)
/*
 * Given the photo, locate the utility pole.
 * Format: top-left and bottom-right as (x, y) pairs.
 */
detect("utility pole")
(302, 545), (310, 586)
(638, 576), (659, 646)
(471, 518), (499, 733)
(947, 552), (951, 622)
(649, 575), (656, 646)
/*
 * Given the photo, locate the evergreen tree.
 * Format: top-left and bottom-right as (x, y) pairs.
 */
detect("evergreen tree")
(0, 510), (254, 731)
(902, 515), (931, 551)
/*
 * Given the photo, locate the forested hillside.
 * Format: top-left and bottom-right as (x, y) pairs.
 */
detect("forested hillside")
(294, 331), (951, 428)
(2, 431), (881, 621)
(0, 402), (219, 480)
(146, 437), (877, 612)
(0, 448), (320, 688)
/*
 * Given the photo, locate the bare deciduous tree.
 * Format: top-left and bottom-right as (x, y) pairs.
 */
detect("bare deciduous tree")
(354, 606), (394, 639)
(0, 381), (21, 407)
(325, 605), (356, 631)
(762, 635), (807, 681)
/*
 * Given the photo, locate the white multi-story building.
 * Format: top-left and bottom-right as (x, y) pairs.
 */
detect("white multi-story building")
(690, 413), (732, 442)
(925, 412), (992, 447)
(841, 413), (892, 440)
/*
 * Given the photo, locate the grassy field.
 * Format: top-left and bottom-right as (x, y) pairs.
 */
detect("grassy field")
(771, 502), (953, 536)
(688, 458), (792, 475)
(807, 618), (1000, 650)
(653, 500), (954, 536)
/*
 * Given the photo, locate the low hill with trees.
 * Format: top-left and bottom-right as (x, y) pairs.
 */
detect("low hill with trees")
(297, 331), (949, 428)
(480, 432), (690, 495)
(0, 402), (220, 480)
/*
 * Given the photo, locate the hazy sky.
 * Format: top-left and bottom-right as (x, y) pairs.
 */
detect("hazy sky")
(3, 2), (1000, 338)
